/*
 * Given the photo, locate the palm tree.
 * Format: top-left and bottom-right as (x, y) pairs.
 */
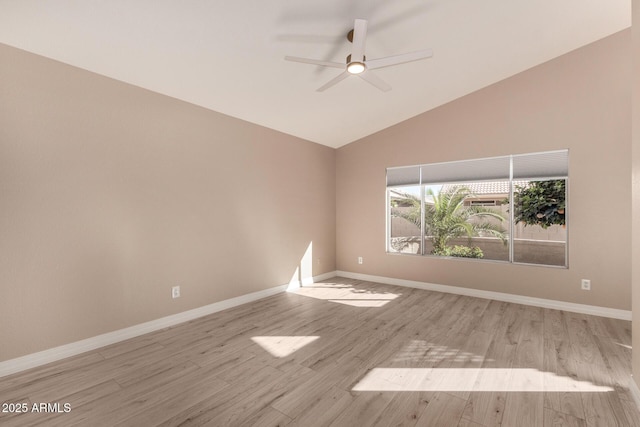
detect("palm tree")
(393, 186), (507, 255)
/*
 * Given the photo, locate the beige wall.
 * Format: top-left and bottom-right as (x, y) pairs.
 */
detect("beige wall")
(0, 43), (336, 362)
(337, 30), (631, 310)
(632, 0), (640, 386)
(0, 27), (633, 365)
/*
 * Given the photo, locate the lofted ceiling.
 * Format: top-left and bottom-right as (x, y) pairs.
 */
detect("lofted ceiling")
(0, 1), (631, 148)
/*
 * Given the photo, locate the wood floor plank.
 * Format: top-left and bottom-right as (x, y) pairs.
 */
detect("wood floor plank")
(565, 313), (608, 381)
(16, 380), (123, 427)
(621, 397), (640, 427)
(153, 366), (284, 427)
(457, 418), (485, 427)
(415, 391), (466, 427)
(447, 331), (492, 400)
(298, 318), (387, 371)
(581, 391), (630, 427)
(239, 407), (292, 427)
(195, 364), (316, 426)
(98, 337), (158, 359)
(513, 319), (544, 370)
(328, 391), (397, 427)
(462, 339), (515, 426)
(271, 371), (341, 419)
(0, 352), (105, 396)
(591, 334), (633, 398)
(51, 381), (122, 422)
(502, 392), (544, 427)
(288, 386), (355, 427)
(543, 407), (587, 427)
(2, 343), (168, 406)
(371, 390), (432, 427)
(0, 397), (32, 427)
(56, 365), (228, 426)
(114, 373), (230, 427)
(1, 277), (639, 427)
(112, 356), (201, 390)
(492, 303), (527, 346)
(501, 318), (545, 426)
(583, 314), (631, 345)
(543, 338), (586, 421)
(543, 308), (570, 342)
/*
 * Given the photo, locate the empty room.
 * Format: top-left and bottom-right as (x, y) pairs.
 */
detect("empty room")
(2, 1), (640, 426)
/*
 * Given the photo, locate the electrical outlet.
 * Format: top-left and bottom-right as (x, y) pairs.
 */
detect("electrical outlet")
(358, 256), (363, 264)
(172, 286), (181, 299)
(581, 279), (591, 291)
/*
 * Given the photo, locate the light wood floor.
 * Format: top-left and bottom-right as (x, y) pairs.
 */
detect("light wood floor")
(1, 277), (638, 426)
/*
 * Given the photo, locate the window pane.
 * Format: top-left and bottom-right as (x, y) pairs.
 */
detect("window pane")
(423, 182), (510, 261)
(389, 186), (422, 254)
(512, 179), (567, 266)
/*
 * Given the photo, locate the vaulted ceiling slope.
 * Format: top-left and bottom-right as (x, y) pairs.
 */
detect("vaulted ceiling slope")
(0, 1), (631, 148)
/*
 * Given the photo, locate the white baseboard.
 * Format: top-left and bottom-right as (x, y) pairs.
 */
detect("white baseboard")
(335, 271), (632, 321)
(0, 271), (337, 379)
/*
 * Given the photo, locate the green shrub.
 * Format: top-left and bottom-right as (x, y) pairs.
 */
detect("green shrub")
(513, 180), (565, 228)
(433, 245), (484, 259)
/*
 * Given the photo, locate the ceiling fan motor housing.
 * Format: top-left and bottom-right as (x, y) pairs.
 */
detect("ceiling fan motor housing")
(346, 54), (366, 74)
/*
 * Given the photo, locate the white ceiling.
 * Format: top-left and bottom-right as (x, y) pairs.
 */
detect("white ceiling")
(0, 1), (631, 148)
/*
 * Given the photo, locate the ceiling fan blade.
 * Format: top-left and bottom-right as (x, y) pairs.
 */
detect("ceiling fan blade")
(317, 71), (350, 92)
(284, 56), (345, 69)
(358, 71), (391, 92)
(366, 48), (433, 70)
(351, 19), (368, 62)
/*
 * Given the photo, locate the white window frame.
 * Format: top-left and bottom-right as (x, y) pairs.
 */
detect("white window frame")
(386, 150), (569, 268)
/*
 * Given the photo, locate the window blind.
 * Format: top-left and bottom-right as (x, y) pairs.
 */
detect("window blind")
(386, 149), (568, 187)
(420, 156), (510, 184)
(386, 165), (420, 187)
(512, 150), (568, 179)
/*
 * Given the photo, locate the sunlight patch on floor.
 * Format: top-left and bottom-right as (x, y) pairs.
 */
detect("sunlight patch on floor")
(251, 336), (320, 358)
(291, 284), (400, 308)
(352, 368), (614, 392)
(328, 299), (391, 307)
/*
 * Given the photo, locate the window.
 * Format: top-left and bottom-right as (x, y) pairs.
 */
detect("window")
(386, 150), (568, 267)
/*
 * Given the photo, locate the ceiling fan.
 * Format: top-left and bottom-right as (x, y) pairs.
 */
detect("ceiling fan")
(285, 19), (433, 92)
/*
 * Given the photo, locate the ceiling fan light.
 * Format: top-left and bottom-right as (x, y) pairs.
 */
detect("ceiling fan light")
(347, 62), (365, 74)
